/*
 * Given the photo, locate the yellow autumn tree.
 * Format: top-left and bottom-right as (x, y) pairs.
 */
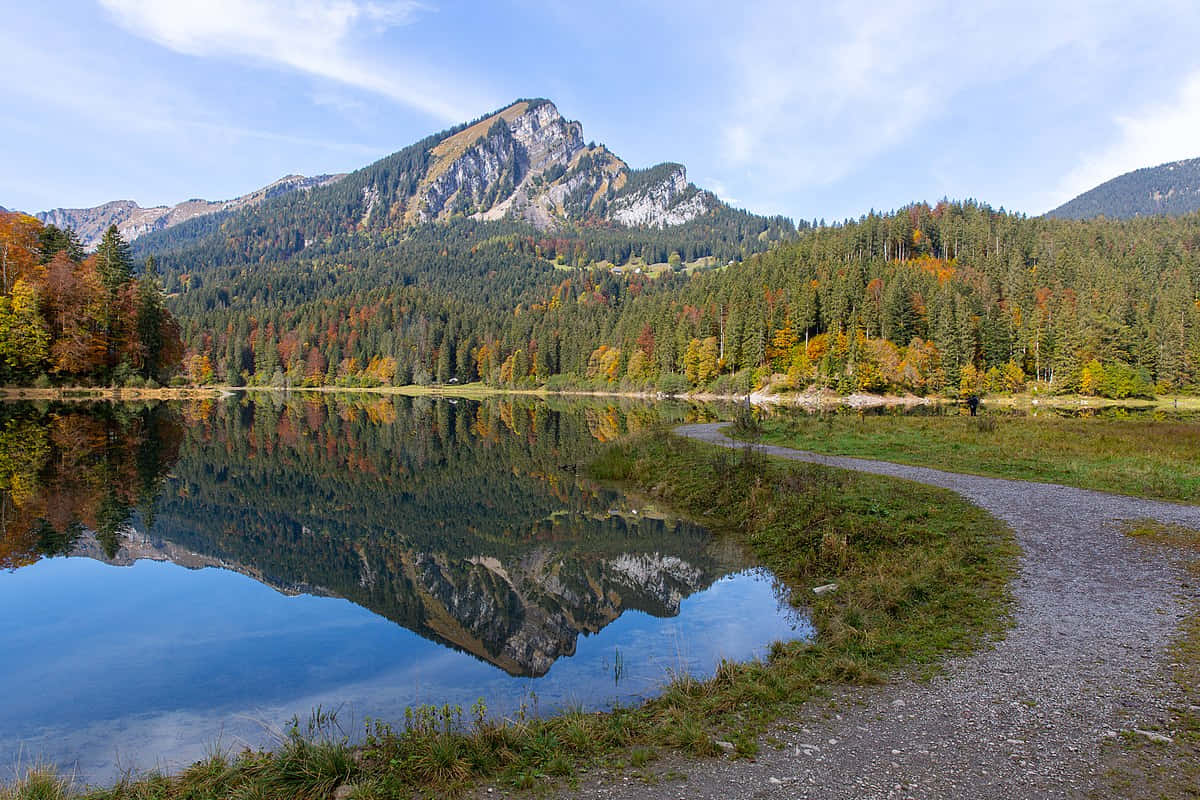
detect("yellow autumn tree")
(959, 363), (983, 397)
(625, 349), (648, 382)
(683, 338), (702, 385)
(0, 278), (50, 377)
(766, 317), (798, 371)
(185, 353), (215, 384)
(1003, 360), (1026, 393)
(587, 345), (621, 382)
(697, 336), (720, 383)
(1080, 359), (1104, 396)
(0, 212), (43, 294)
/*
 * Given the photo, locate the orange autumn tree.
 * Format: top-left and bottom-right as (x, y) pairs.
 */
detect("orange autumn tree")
(43, 252), (107, 376)
(0, 212), (43, 295)
(0, 217), (183, 385)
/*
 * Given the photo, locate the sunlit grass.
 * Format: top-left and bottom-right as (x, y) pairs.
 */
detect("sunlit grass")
(1, 766), (73, 800)
(742, 411), (1200, 502)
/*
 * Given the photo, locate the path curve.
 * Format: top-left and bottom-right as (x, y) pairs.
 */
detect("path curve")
(551, 423), (1200, 800)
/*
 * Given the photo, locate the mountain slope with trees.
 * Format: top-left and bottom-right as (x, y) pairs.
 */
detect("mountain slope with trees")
(1048, 157), (1200, 220)
(160, 199), (1200, 398)
(35, 174), (344, 251)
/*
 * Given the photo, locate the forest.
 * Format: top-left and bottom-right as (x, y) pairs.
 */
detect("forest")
(0, 212), (183, 386)
(7, 188), (1200, 399)
(159, 201), (1200, 398)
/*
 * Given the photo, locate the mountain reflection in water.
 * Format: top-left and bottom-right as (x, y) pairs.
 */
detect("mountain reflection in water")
(0, 395), (809, 780)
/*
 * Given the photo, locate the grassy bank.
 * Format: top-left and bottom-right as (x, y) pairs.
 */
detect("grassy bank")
(743, 411), (1200, 503)
(2, 429), (1016, 800)
(1098, 520), (1200, 799)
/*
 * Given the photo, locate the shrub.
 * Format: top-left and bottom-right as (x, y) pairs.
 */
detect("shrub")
(707, 369), (753, 397)
(655, 373), (689, 396)
(1098, 362), (1155, 399)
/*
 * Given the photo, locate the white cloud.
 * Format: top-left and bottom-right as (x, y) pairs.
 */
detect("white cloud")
(0, 32), (377, 157)
(97, 0), (474, 122)
(714, 0), (1143, 212)
(1050, 71), (1200, 210)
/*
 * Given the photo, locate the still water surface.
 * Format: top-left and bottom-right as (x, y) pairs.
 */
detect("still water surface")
(0, 395), (809, 781)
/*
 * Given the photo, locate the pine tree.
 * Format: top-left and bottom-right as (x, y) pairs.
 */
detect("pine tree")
(135, 269), (167, 379)
(38, 224), (84, 264)
(933, 292), (963, 387)
(95, 225), (134, 293)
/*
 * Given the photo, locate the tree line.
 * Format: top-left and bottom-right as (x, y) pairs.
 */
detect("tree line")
(162, 201), (1199, 398)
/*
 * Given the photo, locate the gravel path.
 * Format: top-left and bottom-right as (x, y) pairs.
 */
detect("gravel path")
(539, 423), (1200, 800)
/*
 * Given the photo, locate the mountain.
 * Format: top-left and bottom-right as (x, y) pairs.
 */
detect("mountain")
(355, 98), (721, 230)
(37, 173), (344, 250)
(124, 98), (796, 389)
(1047, 157), (1200, 219)
(135, 99), (792, 265)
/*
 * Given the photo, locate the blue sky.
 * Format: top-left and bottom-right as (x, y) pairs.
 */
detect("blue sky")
(4, 1), (1200, 222)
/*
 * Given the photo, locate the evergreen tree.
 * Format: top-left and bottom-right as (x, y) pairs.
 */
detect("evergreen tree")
(38, 224), (84, 264)
(95, 225), (135, 293)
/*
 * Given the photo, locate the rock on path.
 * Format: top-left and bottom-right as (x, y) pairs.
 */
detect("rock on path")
(541, 423), (1200, 800)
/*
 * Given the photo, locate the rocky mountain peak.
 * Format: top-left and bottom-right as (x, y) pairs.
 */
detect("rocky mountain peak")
(374, 99), (719, 231)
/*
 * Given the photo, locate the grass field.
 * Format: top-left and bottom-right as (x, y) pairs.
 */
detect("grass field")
(741, 410), (1200, 503)
(1, 429), (1016, 799)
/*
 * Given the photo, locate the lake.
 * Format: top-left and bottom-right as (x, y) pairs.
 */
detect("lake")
(0, 394), (809, 782)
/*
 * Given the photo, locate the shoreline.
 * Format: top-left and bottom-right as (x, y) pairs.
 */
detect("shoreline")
(3, 382), (1198, 412)
(0, 386), (222, 401)
(188, 385), (1200, 412)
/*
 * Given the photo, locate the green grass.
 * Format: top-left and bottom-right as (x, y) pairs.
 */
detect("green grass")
(1096, 521), (1200, 799)
(3, 429), (1017, 799)
(743, 411), (1200, 503)
(1, 767), (73, 800)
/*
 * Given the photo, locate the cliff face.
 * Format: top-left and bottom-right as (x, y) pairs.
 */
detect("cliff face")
(362, 99), (720, 231)
(609, 164), (716, 227)
(36, 173), (344, 249)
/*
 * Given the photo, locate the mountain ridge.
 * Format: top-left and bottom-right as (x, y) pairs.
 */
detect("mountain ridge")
(36, 173), (345, 250)
(131, 98), (787, 263)
(1048, 157), (1200, 219)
